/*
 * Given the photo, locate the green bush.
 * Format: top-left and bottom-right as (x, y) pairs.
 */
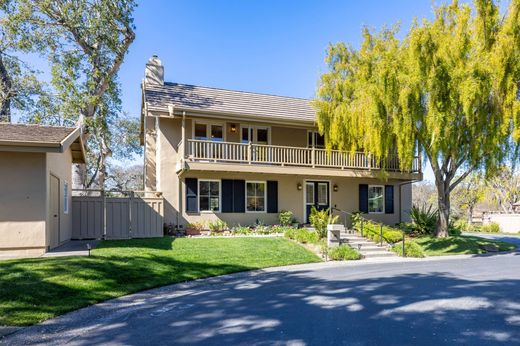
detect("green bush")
(208, 220), (228, 233)
(278, 210), (294, 227)
(309, 207), (339, 239)
(328, 245), (362, 260)
(481, 222), (501, 233)
(284, 228), (320, 244)
(231, 225), (252, 235)
(391, 240), (425, 258)
(409, 205), (438, 236)
(452, 219), (474, 232)
(354, 221), (403, 244)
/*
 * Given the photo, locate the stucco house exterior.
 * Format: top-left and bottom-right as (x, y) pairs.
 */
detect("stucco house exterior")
(140, 56), (422, 230)
(0, 124), (86, 256)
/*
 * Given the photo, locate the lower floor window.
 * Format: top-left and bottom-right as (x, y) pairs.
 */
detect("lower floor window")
(246, 181), (265, 212)
(368, 185), (384, 213)
(199, 180), (220, 212)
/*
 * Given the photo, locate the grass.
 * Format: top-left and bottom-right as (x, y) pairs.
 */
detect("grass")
(0, 237), (320, 326)
(414, 235), (517, 256)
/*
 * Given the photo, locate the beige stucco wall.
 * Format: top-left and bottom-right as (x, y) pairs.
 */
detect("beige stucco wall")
(0, 152), (47, 256)
(47, 148), (73, 246)
(144, 113), (416, 228)
(178, 171), (410, 228)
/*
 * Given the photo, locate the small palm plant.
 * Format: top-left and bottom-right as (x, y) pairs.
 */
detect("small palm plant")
(309, 207), (339, 239)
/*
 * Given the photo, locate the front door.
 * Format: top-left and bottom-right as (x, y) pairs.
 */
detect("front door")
(305, 181), (329, 223)
(49, 174), (60, 249)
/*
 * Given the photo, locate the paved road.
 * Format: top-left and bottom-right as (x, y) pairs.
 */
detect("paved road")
(3, 238), (520, 346)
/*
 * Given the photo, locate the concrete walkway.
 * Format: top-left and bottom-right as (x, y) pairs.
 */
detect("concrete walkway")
(3, 249), (520, 345)
(42, 240), (99, 258)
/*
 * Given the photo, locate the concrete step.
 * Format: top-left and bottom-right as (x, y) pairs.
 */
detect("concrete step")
(361, 251), (397, 258)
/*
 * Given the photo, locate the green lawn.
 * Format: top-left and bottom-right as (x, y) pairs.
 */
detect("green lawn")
(0, 237), (320, 326)
(414, 235), (517, 256)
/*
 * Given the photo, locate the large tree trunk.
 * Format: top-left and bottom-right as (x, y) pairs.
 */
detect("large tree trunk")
(0, 54), (12, 123)
(434, 177), (450, 238)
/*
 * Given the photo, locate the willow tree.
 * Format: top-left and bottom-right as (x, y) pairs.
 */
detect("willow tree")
(315, 0), (520, 237)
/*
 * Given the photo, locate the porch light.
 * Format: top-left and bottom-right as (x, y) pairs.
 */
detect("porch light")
(333, 184), (338, 192)
(297, 183), (302, 191)
(230, 124), (237, 133)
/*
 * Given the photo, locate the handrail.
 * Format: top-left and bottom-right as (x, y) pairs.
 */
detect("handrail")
(186, 139), (421, 173)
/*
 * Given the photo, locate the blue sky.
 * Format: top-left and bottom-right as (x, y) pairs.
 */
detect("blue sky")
(25, 0), (469, 181)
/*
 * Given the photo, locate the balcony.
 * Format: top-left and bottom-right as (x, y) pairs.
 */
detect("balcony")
(180, 139), (421, 175)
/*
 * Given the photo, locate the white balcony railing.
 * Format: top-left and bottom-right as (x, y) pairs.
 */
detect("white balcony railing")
(186, 139), (421, 173)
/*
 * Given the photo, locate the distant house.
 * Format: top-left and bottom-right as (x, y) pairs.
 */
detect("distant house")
(0, 124), (86, 256)
(140, 56), (422, 229)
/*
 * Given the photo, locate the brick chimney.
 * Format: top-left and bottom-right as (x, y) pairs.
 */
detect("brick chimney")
(144, 55), (164, 86)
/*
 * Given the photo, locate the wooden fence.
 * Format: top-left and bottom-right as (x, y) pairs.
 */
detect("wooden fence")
(72, 190), (164, 240)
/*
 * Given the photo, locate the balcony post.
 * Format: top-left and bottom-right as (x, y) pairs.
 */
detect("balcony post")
(181, 112), (186, 159)
(248, 141), (252, 164)
(368, 153), (372, 170)
(312, 146), (315, 167)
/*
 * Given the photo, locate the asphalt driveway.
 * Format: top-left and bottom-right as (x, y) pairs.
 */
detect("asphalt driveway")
(3, 242), (520, 345)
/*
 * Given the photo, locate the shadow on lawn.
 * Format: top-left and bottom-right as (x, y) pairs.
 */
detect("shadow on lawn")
(0, 252), (250, 326)
(5, 268), (520, 345)
(417, 235), (518, 255)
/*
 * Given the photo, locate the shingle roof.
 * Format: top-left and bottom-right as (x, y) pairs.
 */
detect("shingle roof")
(0, 123), (85, 163)
(0, 123), (77, 144)
(144, 82), (316, 123)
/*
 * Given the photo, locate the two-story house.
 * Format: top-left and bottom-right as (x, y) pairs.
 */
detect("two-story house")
(140, 56), (422, 229)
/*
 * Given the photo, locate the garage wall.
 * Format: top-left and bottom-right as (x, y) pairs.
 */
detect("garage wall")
(47, 148), (73, 247)
(0, 152), (47, 256)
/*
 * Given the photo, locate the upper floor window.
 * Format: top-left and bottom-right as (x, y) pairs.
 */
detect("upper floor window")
(194, 122), (224, 142)
(308, 131), (325, 148)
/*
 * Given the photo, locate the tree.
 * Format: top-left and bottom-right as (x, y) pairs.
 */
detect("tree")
(315, 0), (520, 237)
(452, 172), (485, 222)
(0, 0), (49, 122)
(486, 166), (520, 212)
(412, 182), (437, 209)
(106, 164), (143, 192)
(2, 0), (137, 188)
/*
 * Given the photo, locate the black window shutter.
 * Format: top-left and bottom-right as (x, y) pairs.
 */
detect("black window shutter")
(221, 179), (234, 213)
(359, 184), (368, 213)
(385, 185), (394, 214)
(233, 180), (245, 213)
(185, 178), (198, 213)
(267, 181), (278, 213)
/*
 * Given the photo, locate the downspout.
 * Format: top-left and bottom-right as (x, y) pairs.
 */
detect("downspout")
(177, 111), (186, 230)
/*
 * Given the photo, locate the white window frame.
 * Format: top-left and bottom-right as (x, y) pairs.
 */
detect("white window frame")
(63, 181), (69, 214)
(368, 185), (385, 214)
(198, 179), (221, 213)
(307, 130), (325, 148)
(192, 121), (226, 142)
(240, 125), (271, 144)
(245, 180), (267, 213)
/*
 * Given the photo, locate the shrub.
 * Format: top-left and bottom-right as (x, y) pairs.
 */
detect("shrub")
(309, 207), (339, 239)
(270, 225), (289, 234)
(278, 210), (294, 226)
(231, 225), (252, 235)
(409, 205), (438, 236)
(254, 225), (272, 235)
(481, 222), (501, 233)
(391, 241), (425, 258)
(452, 219), (474, 232)
(208, 220), (228, 233)
(328, 245), (362, 261)
(355, 221), (403, 244)
(284, 228), (320, 244)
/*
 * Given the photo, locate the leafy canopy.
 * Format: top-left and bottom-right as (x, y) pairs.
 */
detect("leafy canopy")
(315, 0), (520, 177)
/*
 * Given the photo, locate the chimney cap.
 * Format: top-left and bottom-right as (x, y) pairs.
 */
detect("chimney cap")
(147, 55), (162, 65)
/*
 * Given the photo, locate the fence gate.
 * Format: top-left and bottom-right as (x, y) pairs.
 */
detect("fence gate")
(72, 190), (164, 240)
